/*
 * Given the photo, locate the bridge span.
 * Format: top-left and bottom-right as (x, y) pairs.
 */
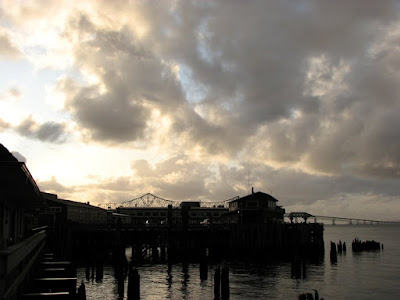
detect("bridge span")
(99, 192), (237, 209)
(285, 212), (400, 225)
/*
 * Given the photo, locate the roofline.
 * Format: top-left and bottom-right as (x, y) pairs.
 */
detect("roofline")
(229, 191), (279, 202)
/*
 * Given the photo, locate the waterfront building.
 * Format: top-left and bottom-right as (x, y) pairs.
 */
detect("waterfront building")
(223, 189), (285, 224)
(116, 202), (228, 225)
(0, 144), (46, 299)
(41, 192), (108, 226)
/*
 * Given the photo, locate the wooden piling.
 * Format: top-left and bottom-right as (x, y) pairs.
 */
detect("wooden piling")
(160, 246), (166, 262)
(221, 266), (229, 299)
(95, 261), (103, 282)
(77, 281), (86, 300)
(214, 267), (221, 299)
(330, 241), (337, 263)
(200, 259), (208, 280)
(117, 268), (124, 299)
(85, 263), (90, 280)
(128, 266), (140, 300)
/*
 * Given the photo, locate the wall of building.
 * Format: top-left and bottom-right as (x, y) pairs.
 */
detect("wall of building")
(117, 207), (228, 225)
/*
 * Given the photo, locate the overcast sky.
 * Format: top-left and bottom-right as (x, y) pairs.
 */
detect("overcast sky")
(1, 0), (400, 220)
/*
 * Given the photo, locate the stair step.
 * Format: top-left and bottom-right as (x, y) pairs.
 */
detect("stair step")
(31, 278), (77, 293)
(22, 292), (71, 299)
(38, 268), (71, 277)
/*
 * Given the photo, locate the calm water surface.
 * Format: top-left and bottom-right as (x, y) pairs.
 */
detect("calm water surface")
(77, 224), (400, 299)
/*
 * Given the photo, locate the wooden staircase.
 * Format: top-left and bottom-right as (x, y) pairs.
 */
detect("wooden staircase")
(21, 253), (84, 299)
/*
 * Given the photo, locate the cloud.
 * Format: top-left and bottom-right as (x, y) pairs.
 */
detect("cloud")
(0, 87), (22, 101)
(55, 13), (187, 144)
(3, 1), (400, 218)
(37, 176), (76, 194)
(0, 30), (21, 58)
(49, 1), (400, 175)
(35, 154), (400, 219)
(15, 116), (68, 143)
(0, 117), (10, 131)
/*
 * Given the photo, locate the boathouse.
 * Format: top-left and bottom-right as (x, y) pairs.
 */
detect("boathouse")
(223, 189), (285, 224)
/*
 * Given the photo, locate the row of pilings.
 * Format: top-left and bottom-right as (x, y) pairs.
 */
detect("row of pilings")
(330, 237), (383, 264)
(69, 222), (324, 262)
(67, 222), (324, 298)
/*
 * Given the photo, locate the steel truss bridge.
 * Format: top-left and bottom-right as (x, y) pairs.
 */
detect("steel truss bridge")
(99, 192), (239, 209)
(285, 212), (400, 225)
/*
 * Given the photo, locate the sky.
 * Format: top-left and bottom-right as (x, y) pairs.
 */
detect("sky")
(1, 0), (400, 220)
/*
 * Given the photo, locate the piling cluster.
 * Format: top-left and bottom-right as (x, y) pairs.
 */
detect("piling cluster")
(329, 240), (347, 263)
(298, 289), (323, 300)
(352, 238), (382, 252)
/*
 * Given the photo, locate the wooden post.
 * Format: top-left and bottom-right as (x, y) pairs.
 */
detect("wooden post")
(91, 262), (95, 280)
(301, 258), (306, 279)
(330, 241), (337, 263)
(152, 243), (158, 262)
(200, 257), (208, 280)
(77, 281), (86, 300)
(117, 267), (124, 299)
(338, 241), (343, 253)
(214, 267), (221, 299)
(96, 260), (103, 282)
(160, 245), (166, 262)
(221, 266), (229, 299)
(85, 262), (90, 280)
(128, 266), (140, 300)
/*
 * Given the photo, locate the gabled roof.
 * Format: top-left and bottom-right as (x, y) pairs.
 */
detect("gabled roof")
(231, 191), (279, 203)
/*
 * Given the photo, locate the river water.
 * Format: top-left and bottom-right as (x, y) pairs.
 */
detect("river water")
(77, 224), (400, 299)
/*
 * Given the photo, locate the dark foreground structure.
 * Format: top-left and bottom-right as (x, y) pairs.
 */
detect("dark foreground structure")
(69, 221), (324, 264)
(0, 143), (324, 299)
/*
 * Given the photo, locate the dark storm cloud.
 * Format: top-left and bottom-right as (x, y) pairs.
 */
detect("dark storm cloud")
(61, 1), (400, 182)
(16, 116), (67, 143)
(61, 13), (186, 144)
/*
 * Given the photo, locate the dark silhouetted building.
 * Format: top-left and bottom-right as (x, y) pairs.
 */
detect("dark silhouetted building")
(222, 190), (285, 224)
(0, 144), (46, 299)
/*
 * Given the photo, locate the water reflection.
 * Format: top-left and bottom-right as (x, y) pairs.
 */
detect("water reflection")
(180, 262), (189, 296)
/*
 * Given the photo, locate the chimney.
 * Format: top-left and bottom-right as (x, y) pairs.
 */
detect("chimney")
(251, 187), (254, 194)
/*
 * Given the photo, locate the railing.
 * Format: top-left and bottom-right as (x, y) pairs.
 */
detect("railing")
(0, 229), (46, 300)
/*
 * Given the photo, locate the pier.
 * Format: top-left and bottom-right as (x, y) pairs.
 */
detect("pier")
(285, 212), (400, 225)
